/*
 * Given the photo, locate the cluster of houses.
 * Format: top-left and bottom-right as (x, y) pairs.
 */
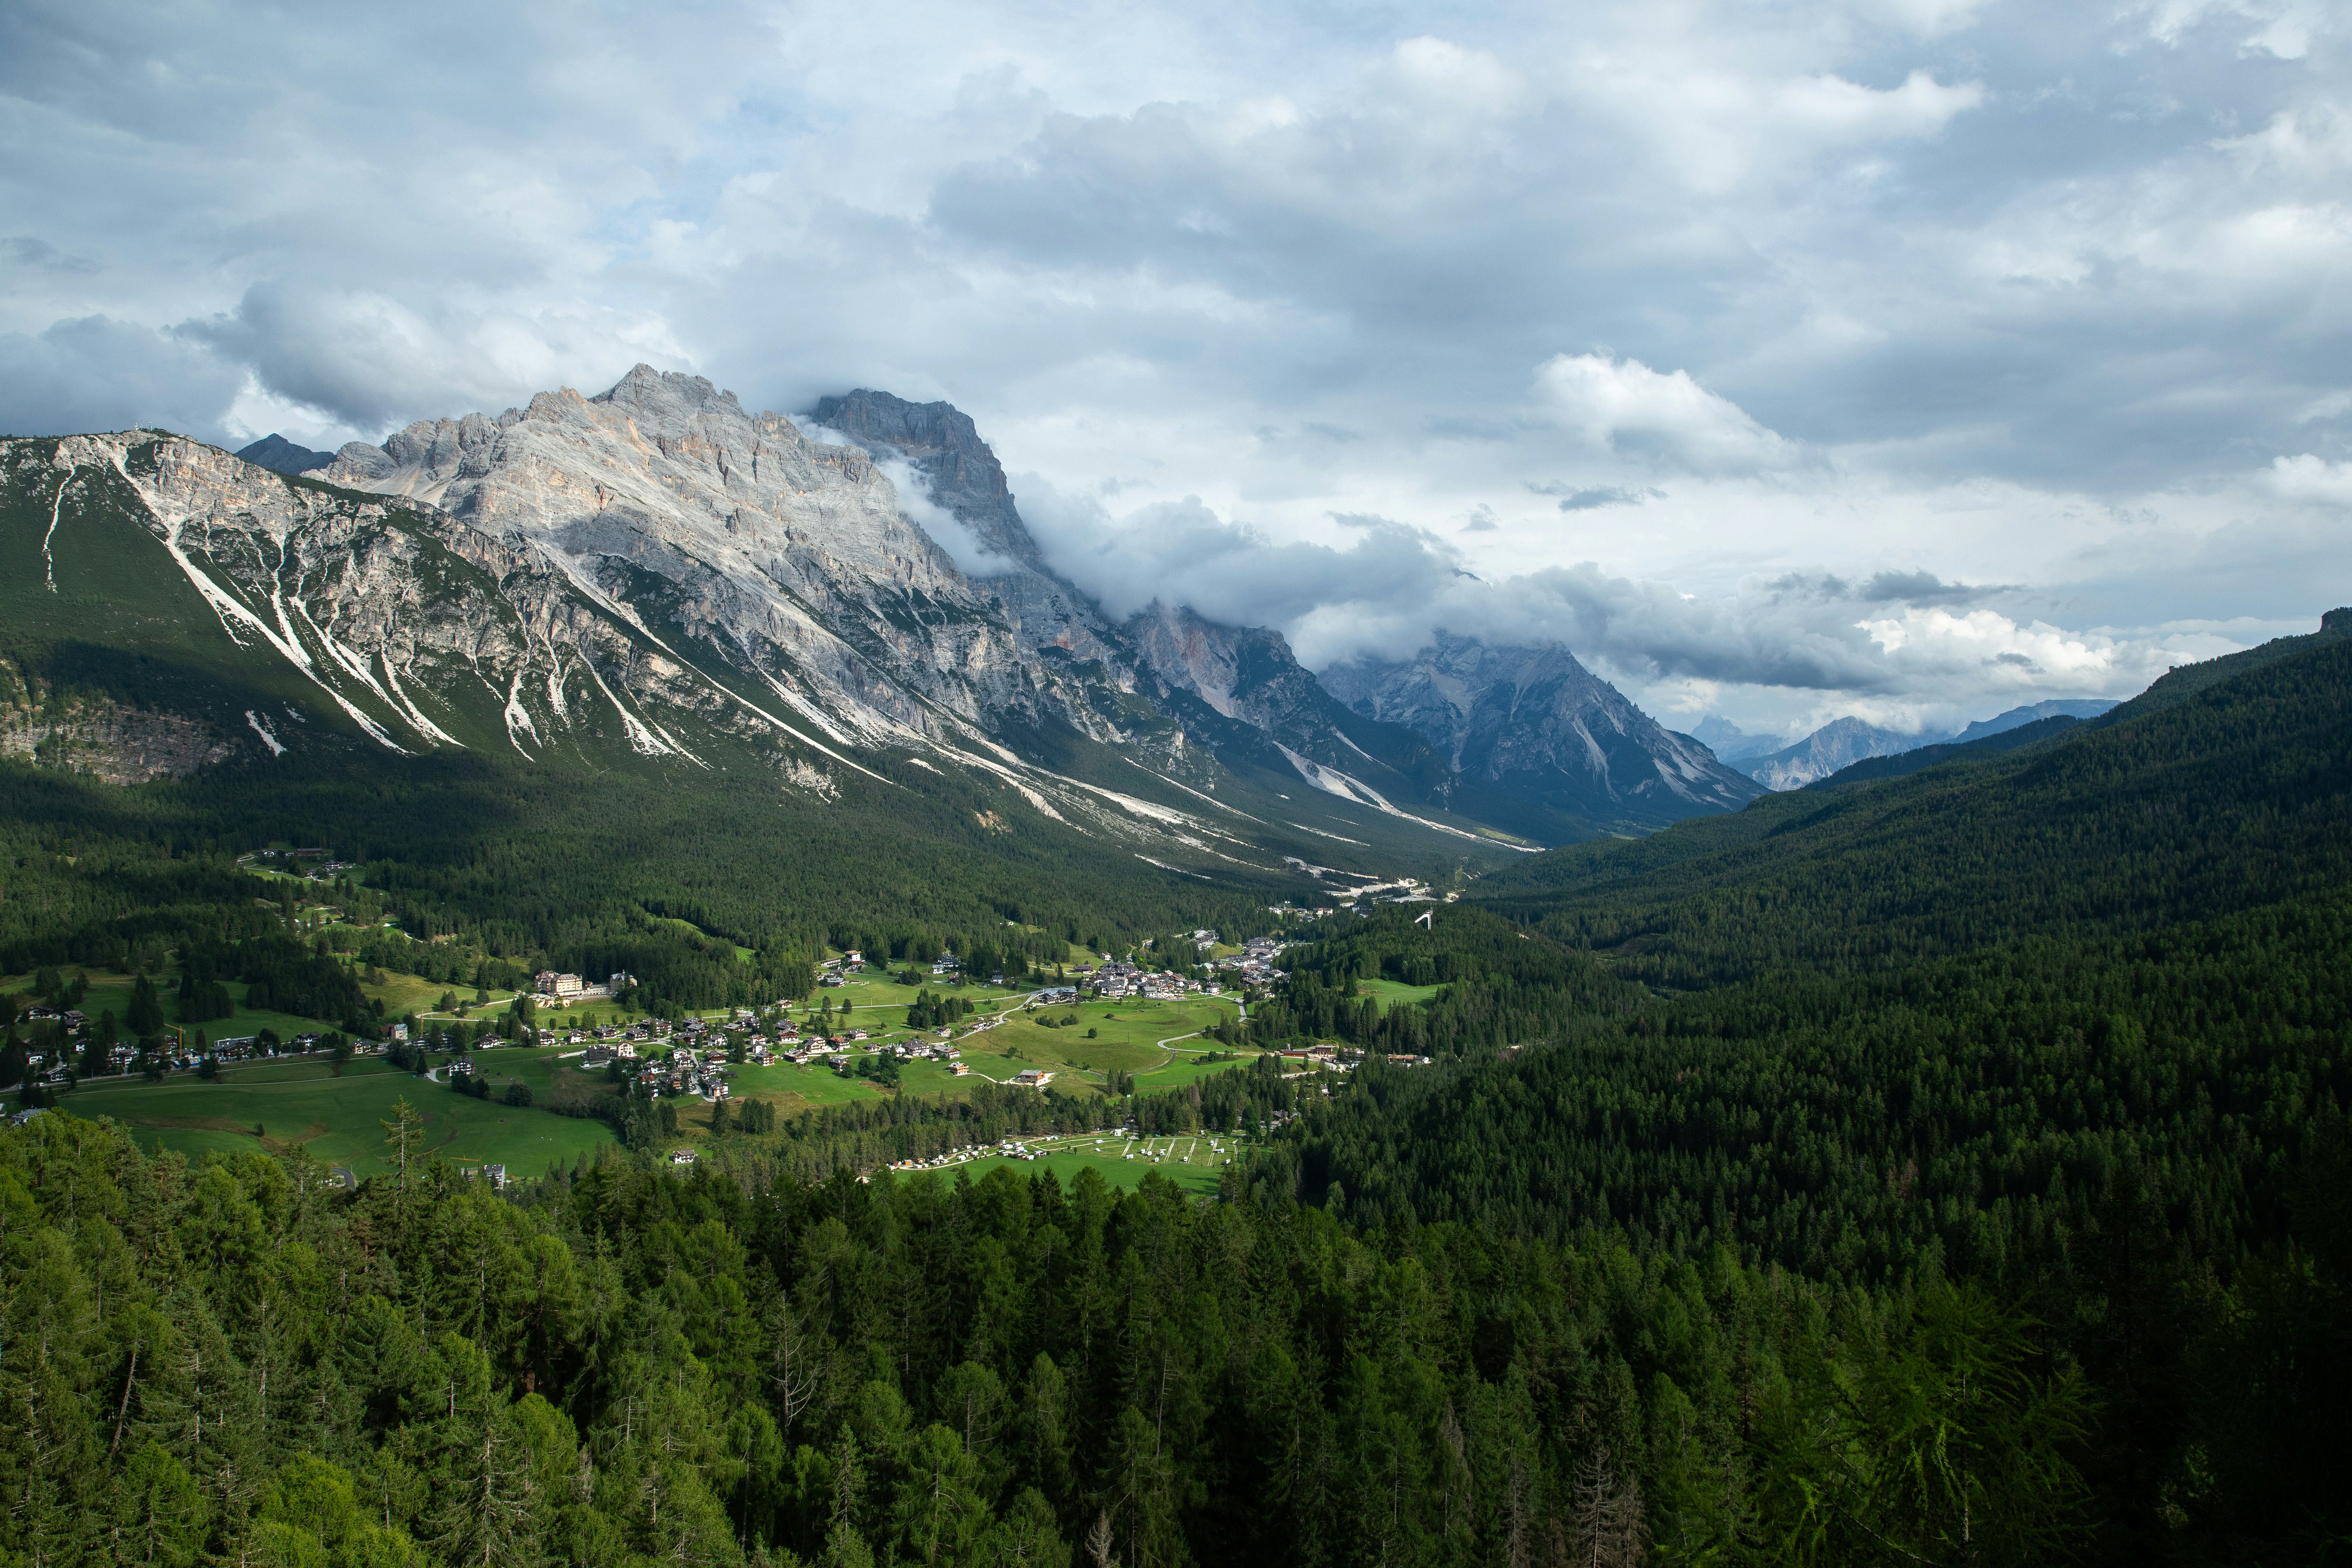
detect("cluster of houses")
(9, 1004), (385, 1087)
(560, 998), (984, 1098)
(638, 1050), (732, 1100)
(1084, 962), (1208, 1003)
(1272, 1044), (1432, 1071)
(1212, 936), (1289, 990)
(818, 950), (869, 988)
(582, 1035), (731, 1099)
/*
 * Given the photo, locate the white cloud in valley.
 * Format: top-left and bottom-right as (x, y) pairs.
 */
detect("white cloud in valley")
(1, 0), (2346, 736)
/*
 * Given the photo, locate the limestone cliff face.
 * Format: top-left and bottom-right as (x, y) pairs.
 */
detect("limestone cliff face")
(1743, 717), (1922, 791)
(1125, 603), (1411, 766)
(806, 388), (1121, 667)
(325, 368), (1149, 752)
(1322, 634), (1762, 829)
(42, 429), (744, 765)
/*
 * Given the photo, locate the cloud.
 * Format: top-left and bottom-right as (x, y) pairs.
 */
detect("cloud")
(2, 236), (98, 274)
(1008, 474), (2201, 730)
(2264, 452), (2352, 502)
(1532, 482), (1664, 511)
(1765, 569), (2014, 604)
(1310, 562), (2197, 727)
(0, 316), (245, 439)
(178, 282), (682, 434)
(2136, 0), (2326, 58)
(876, 456), (1021, 578)
(1536, 354), (1798, 474)
(1, 0), (2345, 731)
(1015, 477), (1463, 632)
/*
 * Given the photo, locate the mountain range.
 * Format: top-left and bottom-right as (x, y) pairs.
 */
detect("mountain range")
(2, 366), (1805, 894)
(1696, 698), (2120, 790)
(5, 364), (2141, 880)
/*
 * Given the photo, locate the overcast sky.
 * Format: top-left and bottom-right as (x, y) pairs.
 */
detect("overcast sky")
(4, 0), (2345, 738)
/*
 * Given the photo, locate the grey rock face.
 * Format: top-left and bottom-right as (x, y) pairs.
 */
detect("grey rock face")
(804, 389), (1119, 666)
(1745, 716), (1927, 790)
(234, 434), (334, 474)
(0, 674), (234, 784)
(324, 365), (1125, 749)
(297, 366), (1755, 842)
(1323, 634), (1762, 829)
(1687, 714), (1777, 761)
(1127, 602), (1436, 776)
(808, 390), (1043, 567)
(72, 429), (725, 764)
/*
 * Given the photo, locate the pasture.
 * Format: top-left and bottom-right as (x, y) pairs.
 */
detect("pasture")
(51, 1049), (616, 1179)
(1356, 977), (1442, 1012)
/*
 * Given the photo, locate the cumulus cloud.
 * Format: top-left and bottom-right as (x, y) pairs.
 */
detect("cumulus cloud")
(1537, 355), (1798, 474)
(1009, 475), (2201, 731)
(178, 282), (683, 435)
(1302, 559), (2203, 736)
(2, 237), (98, 274)
(0, 316), (245, 439)
(1017, 477), (1461, 630)
(1534, 484), (1663, 512)
(2264, 452), (2352, 502)
(876, 456), (1022, 578)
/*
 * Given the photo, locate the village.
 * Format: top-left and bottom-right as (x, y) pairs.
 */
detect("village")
(0, 899), (1348, 1190)
(491, 932), (1297, 1114)
(2, 924), (1312, 1104)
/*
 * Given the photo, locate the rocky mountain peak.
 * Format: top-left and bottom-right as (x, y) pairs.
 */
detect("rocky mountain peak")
(593, 363), (756, 428)
(1743, 717), (1924, 791)
(806, 388), (1041, 567)
(1324, 632), (1762, 831)
(233, 433), (334, 475)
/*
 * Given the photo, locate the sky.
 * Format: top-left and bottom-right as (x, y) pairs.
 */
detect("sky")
(3, 0), (2345, 740)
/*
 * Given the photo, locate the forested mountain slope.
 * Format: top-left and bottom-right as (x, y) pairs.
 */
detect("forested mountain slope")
(1244, 619), (2352, 1563)
(1471, 623), (2352, 989)
(2092, 606), (2351, 722)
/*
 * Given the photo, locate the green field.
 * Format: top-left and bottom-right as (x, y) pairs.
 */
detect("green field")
(1131, 1053), (1258, 1092)
(1357, 977), (1442, 1012)
(701, 1058), (890, 1114)
(33, 1048), (616, 1179)
(958, 993), (1245, 1080)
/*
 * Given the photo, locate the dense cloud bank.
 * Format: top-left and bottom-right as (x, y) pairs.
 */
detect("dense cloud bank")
(1, 0), (2343, 727)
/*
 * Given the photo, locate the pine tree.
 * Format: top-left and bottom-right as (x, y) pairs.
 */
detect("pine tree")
(106, 1441), (206, 1568)
(126, 976), (164, 1040)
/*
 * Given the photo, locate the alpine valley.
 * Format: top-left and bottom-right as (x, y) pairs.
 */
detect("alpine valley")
(4, 365), (2350, 1568)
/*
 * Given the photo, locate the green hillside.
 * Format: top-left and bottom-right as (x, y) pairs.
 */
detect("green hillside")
(1472, 631), (2352, 988)
(1239, 626), (2352, 1562)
